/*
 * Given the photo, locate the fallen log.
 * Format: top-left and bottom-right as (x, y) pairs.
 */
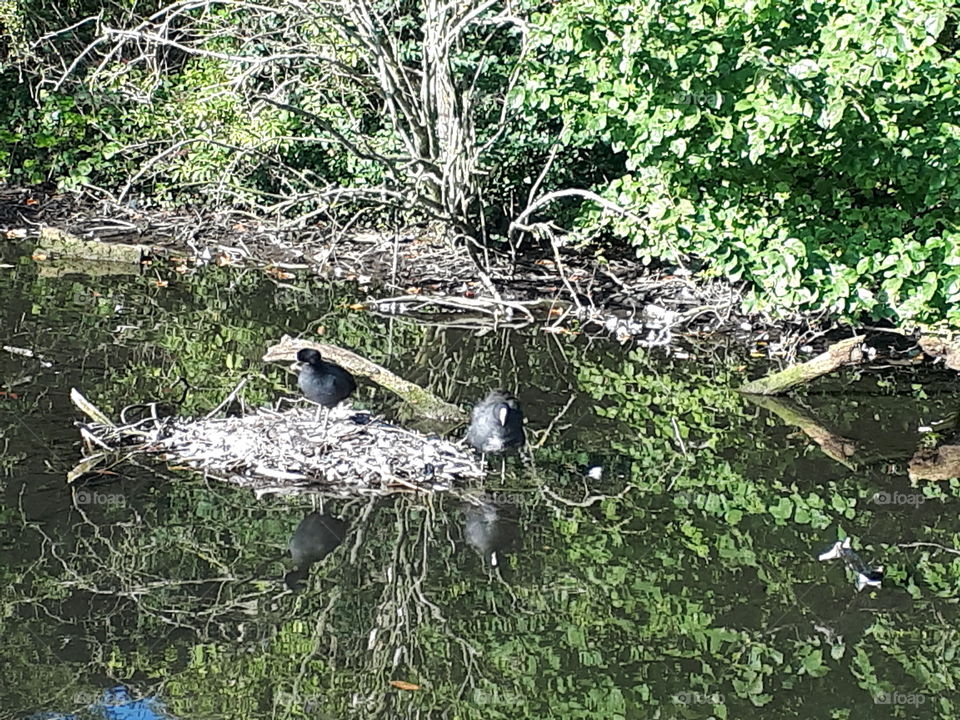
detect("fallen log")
(739, 335), (866, 395)
(918, 334), (960, 372)
(263, 335), (465, 422)
(36, 225), (146, 265)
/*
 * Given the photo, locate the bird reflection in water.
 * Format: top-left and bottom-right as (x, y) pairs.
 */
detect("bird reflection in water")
(463, 495), (520, 569)
(284, 511), (349, 591)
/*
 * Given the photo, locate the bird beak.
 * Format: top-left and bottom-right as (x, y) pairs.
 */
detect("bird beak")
(498, 406), (508, 426)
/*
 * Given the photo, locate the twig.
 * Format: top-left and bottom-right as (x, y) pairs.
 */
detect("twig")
(533, 395), (575, 449)
(205, 376), (249, 419)
(540, 482), (636, 508)
(898, 542), (960, 556)
(670, 416), (688, 457)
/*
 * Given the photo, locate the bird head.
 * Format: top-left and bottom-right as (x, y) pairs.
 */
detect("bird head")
(297, 348), (322, 365)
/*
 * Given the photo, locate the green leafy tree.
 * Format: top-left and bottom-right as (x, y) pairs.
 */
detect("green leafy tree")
(518, 0), (960, 326)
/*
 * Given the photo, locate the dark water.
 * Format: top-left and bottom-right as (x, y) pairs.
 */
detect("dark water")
(1, 243), (958, 719)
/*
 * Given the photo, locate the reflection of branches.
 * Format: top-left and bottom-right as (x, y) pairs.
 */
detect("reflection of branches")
(539, 481), (637, 509)
(373, 292), (540, 321)
(897, 541), (960, 556)
(530, 394), (575, 449)
(3, 474), (285, 714)
(356, 496), (480, 718)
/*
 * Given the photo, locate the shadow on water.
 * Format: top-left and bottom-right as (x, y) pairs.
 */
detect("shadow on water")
(1, 240), (959, 718)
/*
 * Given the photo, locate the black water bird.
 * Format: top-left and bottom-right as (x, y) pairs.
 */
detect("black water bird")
(464, 389), (525, 454)
(297, 347), (357, 427)
(284, 512), (349, 591)
(463, 498), (520, 568)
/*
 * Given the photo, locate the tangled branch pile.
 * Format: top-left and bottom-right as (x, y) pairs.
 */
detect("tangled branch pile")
(74, 393), (483, 496)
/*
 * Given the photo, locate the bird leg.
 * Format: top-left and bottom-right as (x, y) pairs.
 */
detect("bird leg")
(320, 406), (331, 436)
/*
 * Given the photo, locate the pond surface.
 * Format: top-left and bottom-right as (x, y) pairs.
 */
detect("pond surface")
(1, 242), (958, 719)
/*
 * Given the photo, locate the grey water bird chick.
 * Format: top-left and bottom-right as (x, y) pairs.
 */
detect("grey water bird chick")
(284, 512), (349, 591)
(297, 347), (357, 427)
(464, 389), (525, 454)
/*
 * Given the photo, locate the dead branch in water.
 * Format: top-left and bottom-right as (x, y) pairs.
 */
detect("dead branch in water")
(739, 335), (867, 395)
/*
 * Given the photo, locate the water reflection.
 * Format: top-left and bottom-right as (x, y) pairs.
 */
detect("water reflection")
(284, 512), (349, 591)
(462, 496), (520, 568)
(5, 249), (960, 718)
(817, 537), (885, 592)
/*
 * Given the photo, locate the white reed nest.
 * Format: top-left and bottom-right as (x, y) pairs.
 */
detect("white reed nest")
(143, 402), (482, 497)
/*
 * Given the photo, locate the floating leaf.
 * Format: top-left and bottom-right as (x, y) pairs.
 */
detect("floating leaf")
(390, 680), (421, 691)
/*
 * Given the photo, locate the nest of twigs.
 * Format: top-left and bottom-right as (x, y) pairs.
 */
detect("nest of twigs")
(71, 390), (482, 496)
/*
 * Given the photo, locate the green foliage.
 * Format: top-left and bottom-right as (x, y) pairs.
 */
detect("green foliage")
(518, 0), (960, 326)
(5, 0), (960, 326)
